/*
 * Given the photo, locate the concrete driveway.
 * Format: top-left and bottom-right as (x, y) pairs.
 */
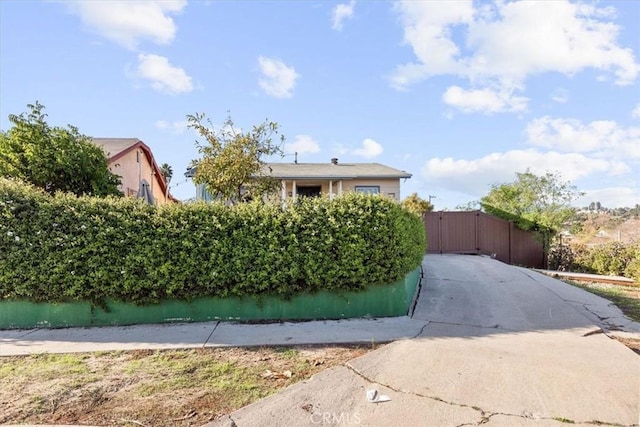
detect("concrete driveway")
(210, 255), (640, 427)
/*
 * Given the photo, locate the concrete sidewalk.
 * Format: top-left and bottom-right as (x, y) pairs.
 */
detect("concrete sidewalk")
(0, 316), (428, 356)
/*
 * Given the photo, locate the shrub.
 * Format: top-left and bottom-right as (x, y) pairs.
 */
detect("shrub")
(556, 240), (640, 282)
(0, 179), (425, 305)
(572, 242), (634, 277)
(548, 239), (575, 272)
(623, 245), (640, 283)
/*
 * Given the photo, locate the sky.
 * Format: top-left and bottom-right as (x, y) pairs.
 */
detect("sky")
(1, 0), (639, 209)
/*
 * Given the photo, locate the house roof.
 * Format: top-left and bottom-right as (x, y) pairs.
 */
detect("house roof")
(262, 162), (412, 180)
(92, 138), (141, 159)
(92, 138), (174, 200)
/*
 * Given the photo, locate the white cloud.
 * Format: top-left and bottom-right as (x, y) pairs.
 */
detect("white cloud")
(65, 0), (187, 50)
(442, 86), (528, 114)
(390, 1), (472, 90)
(632, 104), (640, 119)
(422, 149), (628, 196)
(332, 1), (355, 31)
(392, 0), (639, 110)
(352, 138), (383, 159)
(155, 119), (188, 133)
(526, 116), (640, 159)
(258, 56), (299, 98)
(393, 0), (639, 87)
(133, 54), (193, 94)
(288, 135), (320, 154)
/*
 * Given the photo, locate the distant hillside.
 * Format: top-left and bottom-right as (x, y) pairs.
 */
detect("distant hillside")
(567, 206), (640, 246)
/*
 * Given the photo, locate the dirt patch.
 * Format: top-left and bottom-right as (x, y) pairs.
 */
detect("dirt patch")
(615, 337), (640, 355)
(0, 345), (373, 426)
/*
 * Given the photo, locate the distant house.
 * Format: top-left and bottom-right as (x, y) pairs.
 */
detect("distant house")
(92, 138), (173, 205)
(186, 158), (411, 202)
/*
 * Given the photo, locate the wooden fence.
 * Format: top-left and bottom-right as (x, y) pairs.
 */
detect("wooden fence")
(423, 211), (546, 268)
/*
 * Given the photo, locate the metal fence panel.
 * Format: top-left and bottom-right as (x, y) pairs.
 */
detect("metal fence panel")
(477, 212), (511, 263)
(424, 213), (440, 253)
(441, 211), (478, 254)
(511, 227), (545, 268)
(424, 211), (545, 268)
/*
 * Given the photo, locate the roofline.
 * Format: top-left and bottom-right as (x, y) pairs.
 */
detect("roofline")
(267, 174), (412, 180)
(185, 164), (412, 180)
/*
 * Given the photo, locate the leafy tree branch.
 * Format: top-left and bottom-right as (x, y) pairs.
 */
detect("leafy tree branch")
(0, 102), (121, 197)
(188, 113), (284, 203)
(480, 170), (583, 234)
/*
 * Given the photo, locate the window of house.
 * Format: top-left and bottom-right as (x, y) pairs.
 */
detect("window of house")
(355, 186), (380, 195)
(297, 186), (322, 198)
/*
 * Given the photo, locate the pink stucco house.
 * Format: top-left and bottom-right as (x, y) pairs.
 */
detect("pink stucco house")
(92, 138), (174, 205)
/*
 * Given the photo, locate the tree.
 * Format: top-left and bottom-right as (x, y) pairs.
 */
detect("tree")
(187, 113), (284, 203)
(480, 170), (583, 234)
(159, 163), (173, 184)
(455, 200), (481, 211)
(401, 193), (434, 216)
(0, 102), (121, 197)
(159, 163), (173, 199)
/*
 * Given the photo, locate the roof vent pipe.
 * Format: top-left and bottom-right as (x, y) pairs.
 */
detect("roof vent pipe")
(331, 157), (338, 165)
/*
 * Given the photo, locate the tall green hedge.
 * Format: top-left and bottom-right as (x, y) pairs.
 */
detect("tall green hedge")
(0, 179), (425, 305)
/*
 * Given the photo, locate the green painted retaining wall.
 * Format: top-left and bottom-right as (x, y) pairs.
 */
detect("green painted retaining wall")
(0, 268), (421, 329)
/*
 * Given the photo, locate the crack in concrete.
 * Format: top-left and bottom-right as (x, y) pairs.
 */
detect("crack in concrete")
(424, 319), (518, 333)
(345, 362), (628, 427)
(522, 269), (638, 336)
(6, 328), (40, 340)
(482, 411), (630, 426)
(580, 305), (637, 334)
(411, 321), (430, 338)
(408, 276), (425, 318)
(202, 321), (221, 348)
(344, 362), (488, 425)
(582, 304), (612, 322)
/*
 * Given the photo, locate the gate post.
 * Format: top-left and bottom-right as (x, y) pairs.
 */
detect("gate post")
(475, 212), (480, 253)
(438, 213), (443, 254)
(508, 221), (514, 265)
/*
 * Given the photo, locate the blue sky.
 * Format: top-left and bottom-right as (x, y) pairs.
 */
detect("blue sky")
(1, 0), (638, 209)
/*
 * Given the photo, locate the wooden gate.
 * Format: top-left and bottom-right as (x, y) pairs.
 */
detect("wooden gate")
(424, 211), (546, 268)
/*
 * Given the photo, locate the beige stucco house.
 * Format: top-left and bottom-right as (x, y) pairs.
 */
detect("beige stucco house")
(92, 138), (173, 205)
(188, 158), (411, 202)
(270, 159), (411, 202)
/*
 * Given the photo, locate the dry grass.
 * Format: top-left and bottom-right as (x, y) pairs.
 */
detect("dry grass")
(564, 280), (640, 322)
(0, 345), (372, 426)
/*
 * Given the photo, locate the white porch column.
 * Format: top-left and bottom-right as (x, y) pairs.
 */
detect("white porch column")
(329, 180), (333, 200)
(281, 180), (287, 201)
(338, 180), (343, 196)
(292, 180), (297, 201)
